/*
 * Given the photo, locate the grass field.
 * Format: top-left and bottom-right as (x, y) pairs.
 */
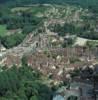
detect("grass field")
(0, 25), (7, 37)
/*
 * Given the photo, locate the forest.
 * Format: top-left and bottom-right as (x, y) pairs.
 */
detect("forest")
(0, 64), (52, 100)
(0, 9), (43, 48)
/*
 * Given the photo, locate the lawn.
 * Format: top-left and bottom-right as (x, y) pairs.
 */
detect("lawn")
(0, 25), (7, 37)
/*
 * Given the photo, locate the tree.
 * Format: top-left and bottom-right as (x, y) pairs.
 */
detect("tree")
(67, 96), (78, 100)
(1, 33), (25, 48)
(0, 65), (52, 100)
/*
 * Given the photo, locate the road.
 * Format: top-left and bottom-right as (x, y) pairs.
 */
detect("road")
(1, 33), (39, 58)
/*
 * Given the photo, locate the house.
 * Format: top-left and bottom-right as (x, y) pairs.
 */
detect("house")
(3, 54), (21, 67)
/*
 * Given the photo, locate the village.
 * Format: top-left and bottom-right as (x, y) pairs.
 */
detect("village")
(1, 29), (98, 100)
(0, 3), (98, 100)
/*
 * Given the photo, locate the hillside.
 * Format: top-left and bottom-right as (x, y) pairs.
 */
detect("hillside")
(0, 4), (98, 49)
(1, 1), (98, 100)
(1, 0), (98, 13)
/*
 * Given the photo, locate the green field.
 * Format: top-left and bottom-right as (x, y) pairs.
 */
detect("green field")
(0, 25), (7, 37)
